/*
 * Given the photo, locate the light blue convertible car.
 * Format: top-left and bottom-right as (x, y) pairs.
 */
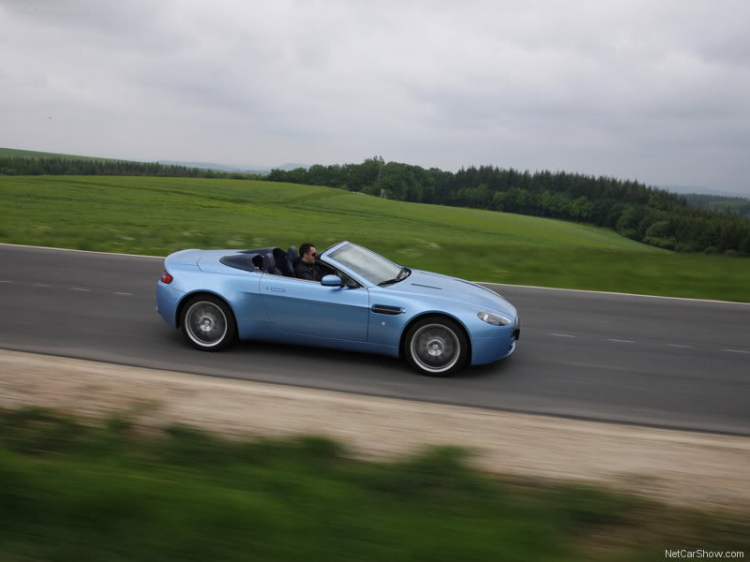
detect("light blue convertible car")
(156, 241), (520, 376)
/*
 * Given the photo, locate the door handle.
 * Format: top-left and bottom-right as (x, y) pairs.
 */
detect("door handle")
(269, 287), (286, 293)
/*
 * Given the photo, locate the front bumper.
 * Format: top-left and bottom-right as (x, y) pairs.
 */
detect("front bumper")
(470, 318), (520, 366)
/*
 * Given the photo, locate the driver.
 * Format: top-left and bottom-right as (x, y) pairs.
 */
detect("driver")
(295, 242), (323, 281)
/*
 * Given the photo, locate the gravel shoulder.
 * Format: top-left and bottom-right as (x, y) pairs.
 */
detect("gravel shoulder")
(1, 348), (748, 510)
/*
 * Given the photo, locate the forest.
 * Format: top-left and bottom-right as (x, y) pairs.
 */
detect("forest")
(267, 158), (750, 256)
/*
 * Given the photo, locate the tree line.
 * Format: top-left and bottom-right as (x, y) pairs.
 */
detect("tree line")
(267, 157), (750, 256)
(0, 157), (264, 180)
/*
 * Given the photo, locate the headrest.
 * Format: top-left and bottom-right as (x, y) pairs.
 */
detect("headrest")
(287, 246), (299, 260)
(262, 253), (276, 271)
(273, 247), (287, 262)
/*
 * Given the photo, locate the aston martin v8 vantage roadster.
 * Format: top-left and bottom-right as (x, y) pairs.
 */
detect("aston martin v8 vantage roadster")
(156, 241), (520, 376)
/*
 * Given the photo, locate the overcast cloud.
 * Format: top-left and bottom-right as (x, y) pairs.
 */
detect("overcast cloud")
(1, 0), (749, 194)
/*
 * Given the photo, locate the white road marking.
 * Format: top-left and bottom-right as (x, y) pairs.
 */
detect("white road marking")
(0, 280), (11, 283)
(722, 349), (750, 354)
(550, 333), (576, 338)
(0, 242), (163, 260)
(113, 292), (133, 296)
(480, 281), (750, 307)
(71, 287), (91, 292)
(666, 344), (692, 349)
(33, 283), (52, 288)
(608, 338), (634, 344)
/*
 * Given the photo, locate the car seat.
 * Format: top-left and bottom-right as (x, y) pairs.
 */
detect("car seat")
(286, 247), (299, 277)
(262, 253), (283, 275)
(273, 248), (293, 277)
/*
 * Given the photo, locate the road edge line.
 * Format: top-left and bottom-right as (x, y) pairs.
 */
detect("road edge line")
(2, 242), (748, 306)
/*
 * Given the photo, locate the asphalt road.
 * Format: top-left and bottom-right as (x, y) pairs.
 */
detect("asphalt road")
(2, 244), (749, 434)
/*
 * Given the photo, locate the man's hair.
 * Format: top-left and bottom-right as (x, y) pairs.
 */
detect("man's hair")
(299, 242), (315, 257)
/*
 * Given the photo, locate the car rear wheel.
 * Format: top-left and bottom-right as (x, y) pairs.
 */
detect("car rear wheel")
(181, 295), (237, 351)
(405, 317), (468, 377)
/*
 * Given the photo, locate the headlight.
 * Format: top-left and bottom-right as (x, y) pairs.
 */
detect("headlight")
(477, 311), (512, 326)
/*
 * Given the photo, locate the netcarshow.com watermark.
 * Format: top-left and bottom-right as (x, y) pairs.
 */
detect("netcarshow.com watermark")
(665, 550), (744, 559)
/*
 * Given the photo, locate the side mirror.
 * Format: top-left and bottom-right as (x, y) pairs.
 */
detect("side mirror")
(321, 274), (343, 287)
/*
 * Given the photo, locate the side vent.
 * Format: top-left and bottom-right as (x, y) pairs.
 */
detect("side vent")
(371, 304), (405, 315)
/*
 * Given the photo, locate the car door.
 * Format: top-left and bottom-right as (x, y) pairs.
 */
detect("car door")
(259, 275), (370, 341)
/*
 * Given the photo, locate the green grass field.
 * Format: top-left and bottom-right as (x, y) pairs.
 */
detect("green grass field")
(1, 407), (747, 561)
(0, 147), (118, 161)
(1, 175), (749, 301)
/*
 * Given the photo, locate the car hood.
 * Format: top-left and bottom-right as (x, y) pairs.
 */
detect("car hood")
(384, 269), (516, 317)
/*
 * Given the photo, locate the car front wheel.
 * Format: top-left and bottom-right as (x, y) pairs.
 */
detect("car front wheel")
(181, 295), (237, 351)
(404, 316), (468, 377)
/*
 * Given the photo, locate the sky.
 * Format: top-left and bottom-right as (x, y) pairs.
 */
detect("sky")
(1, 0), (749, 194)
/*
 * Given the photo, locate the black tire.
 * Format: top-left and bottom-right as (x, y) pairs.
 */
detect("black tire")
(180, 294), (237, 351)
(404, 316), (468, 377)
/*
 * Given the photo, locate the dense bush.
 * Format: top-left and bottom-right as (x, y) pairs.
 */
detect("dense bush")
(645, 221), (672, 238)
(643, 236), (676, 250)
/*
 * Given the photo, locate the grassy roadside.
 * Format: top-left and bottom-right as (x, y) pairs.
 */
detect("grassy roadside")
(1, 175), (749, 301)
(1, 407), (748, 561)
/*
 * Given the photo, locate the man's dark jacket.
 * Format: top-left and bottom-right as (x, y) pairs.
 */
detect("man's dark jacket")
(295, 260), (322, 281)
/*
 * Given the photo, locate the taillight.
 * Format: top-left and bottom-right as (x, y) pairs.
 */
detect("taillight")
(160, 269), (173, 284)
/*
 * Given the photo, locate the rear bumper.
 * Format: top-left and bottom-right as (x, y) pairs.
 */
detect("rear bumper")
(156, 281), (184, 328)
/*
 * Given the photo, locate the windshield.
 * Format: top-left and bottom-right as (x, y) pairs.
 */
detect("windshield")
(327, 243), (403, 285)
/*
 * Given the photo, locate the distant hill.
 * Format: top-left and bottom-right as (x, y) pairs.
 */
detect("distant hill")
(156, 160), (270, 174)
(659, 184), (749, 199)
(0, 147), (121, 162)
(0, 148), (306, 174)
(680, 193), (750, 218)
(274, 163), (310, 171)
(0, 150), (253, 179)
(156, 161), (310, 174)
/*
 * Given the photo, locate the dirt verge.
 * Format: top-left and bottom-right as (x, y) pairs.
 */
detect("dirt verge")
(1, 348), (748, 510)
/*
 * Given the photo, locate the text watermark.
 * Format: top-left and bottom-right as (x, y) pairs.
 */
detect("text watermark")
(665, 550), (745, 559)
